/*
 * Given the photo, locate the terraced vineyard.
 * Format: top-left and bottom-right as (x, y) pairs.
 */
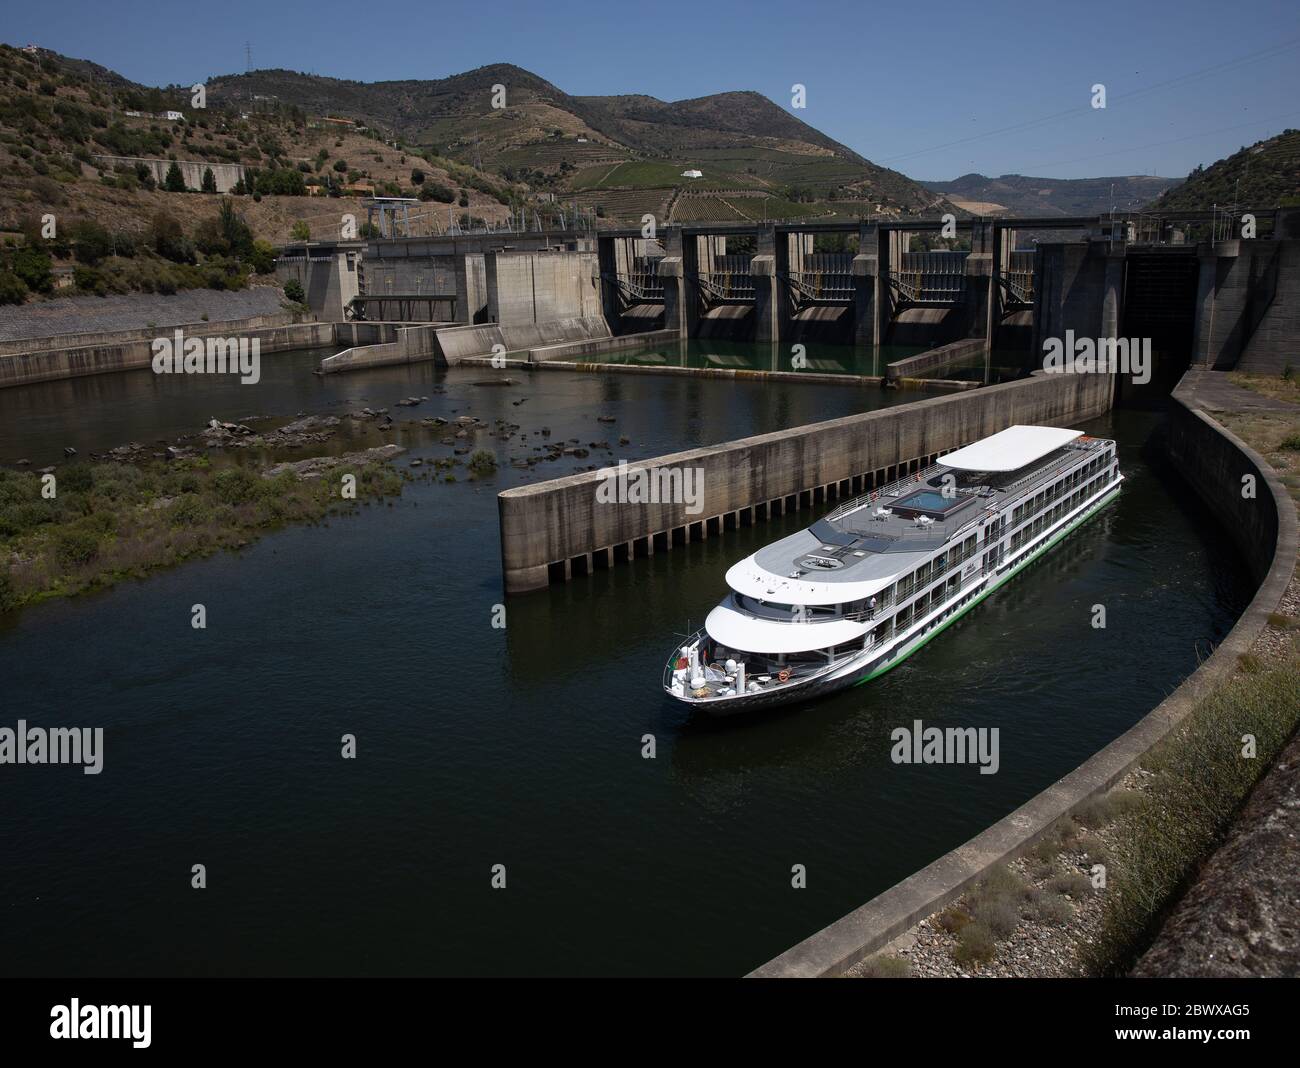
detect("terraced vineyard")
(497, 140), (631, 171)
(573, 188), (674, 224)
(671, 194), (831, 223)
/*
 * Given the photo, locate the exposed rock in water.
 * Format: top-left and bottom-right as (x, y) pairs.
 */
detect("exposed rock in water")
(262, 444), (405, 480)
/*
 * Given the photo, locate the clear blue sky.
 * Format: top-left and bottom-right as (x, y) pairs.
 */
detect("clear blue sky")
(5, 0), (1299, 181)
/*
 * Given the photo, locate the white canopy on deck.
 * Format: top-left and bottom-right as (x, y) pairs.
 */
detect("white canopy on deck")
(940, 425), (1082, 472)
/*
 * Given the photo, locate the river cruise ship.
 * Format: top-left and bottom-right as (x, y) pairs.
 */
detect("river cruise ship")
(664, 425), (1122, 714)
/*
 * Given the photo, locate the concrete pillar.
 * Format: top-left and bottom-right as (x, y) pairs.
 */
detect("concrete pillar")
(453, 254), (485, 324)
(965, 221), (994, 344)
(753, 224), (780, 344)
(659, 227), (695, 339)
(1101, 248), (1125, 342)
(853, 222), (881, 352)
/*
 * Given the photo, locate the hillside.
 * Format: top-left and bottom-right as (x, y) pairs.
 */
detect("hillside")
(209, 65), (946, 223)
(920, 173), (1181, 216)
(1148, 129), (1300, 212)
(0, 43), (529, 304)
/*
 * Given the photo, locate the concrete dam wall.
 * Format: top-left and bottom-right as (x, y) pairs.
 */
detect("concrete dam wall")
(497, 369), (1116, 593)
(0, 315), (326, 389)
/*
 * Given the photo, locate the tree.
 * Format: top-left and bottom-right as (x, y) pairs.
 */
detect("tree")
(332, 159), (348, 173)
(164, 160), (187, 192)
(151, 211), (194, 264)
(0, 270), (28, 306)
(248, 239), (276, 275)
(69, 220), (113, 266)
(283, 278), (305, 303)
(200, 167), (217, 193)
(217, 198), (253, 257)
(410, 168), (425, 185)
(290, 220), (311, 241)
(11, 246), (53, 293)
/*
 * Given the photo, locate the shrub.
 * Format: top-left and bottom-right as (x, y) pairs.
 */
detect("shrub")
(1048, 872), (1092, 899)
(11, 245), (53, 292)
(976, 898), (1022, 939)
(967, 866), (1030, 913)
(856, 955), (911, 978)
(934, 907), (970, 934)
(951, 922), (996, 965)
(290, 219), (311, 241)
(53, 525), (100, 566)
(1032, 895), (1074, 927)
(72, 265), (109, 295)
(0, 568), (16, 612)
(0, 270), (27, 305)
(152, 211), (195, 264)
(283, 278), (305, 304)
(248, 239), (276, 274)
(58, 464), (94, 494)
(211, 467), (259, 506)
(167, 495), (211, 527)
(69, 219), (114, 265)
(467, 448), (497, 474)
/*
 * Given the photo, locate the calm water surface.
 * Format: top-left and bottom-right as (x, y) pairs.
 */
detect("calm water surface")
(0, 347), (1251, 975)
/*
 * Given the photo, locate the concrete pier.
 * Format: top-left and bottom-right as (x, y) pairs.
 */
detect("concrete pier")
(498, 369), (1115, 593)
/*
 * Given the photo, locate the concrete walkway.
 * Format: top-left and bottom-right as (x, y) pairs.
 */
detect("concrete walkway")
(1134, 368), (1299, 977)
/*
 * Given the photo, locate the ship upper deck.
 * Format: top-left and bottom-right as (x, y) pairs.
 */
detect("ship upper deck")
(727, 428), (1114, 604)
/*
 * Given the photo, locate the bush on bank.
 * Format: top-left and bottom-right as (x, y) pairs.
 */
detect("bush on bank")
(0, 457), (403, 611)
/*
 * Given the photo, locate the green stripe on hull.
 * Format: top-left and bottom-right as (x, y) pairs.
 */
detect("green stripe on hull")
(856, 485), (1122, 685)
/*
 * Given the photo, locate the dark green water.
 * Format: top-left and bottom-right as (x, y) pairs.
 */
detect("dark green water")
(0, 348), (1251, 976)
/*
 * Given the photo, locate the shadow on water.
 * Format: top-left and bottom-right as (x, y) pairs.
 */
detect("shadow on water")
(0, 351), (1255, 976)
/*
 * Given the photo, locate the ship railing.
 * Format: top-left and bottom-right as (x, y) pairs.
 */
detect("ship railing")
(825, 464), (968, 522)
(663, 629), (841, 694)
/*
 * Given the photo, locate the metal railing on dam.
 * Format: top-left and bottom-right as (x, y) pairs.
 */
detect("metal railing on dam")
(497, 370), (1115, 593)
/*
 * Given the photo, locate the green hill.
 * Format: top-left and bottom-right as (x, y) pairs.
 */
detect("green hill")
(1148, 130), (1300, 212)
(208, 65), (947, 223)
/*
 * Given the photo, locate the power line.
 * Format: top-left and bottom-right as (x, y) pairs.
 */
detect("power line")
(876, 36), (1300, 166)
(1014, 113), (1300, 173)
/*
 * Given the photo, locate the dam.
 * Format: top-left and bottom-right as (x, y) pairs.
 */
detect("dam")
(0, 205), (1294, 978)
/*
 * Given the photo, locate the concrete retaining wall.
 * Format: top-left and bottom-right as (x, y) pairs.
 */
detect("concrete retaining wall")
(92, 155), (247, 193)
(0, 316), (329, 389)
(528, 329), (679, 362)
(317, 324), (443, 374)
(498, 370), (1115, 593)
(748, 368), (1296, 977)
(433, 317), (612, 364)
(885, 337), (985, 382)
